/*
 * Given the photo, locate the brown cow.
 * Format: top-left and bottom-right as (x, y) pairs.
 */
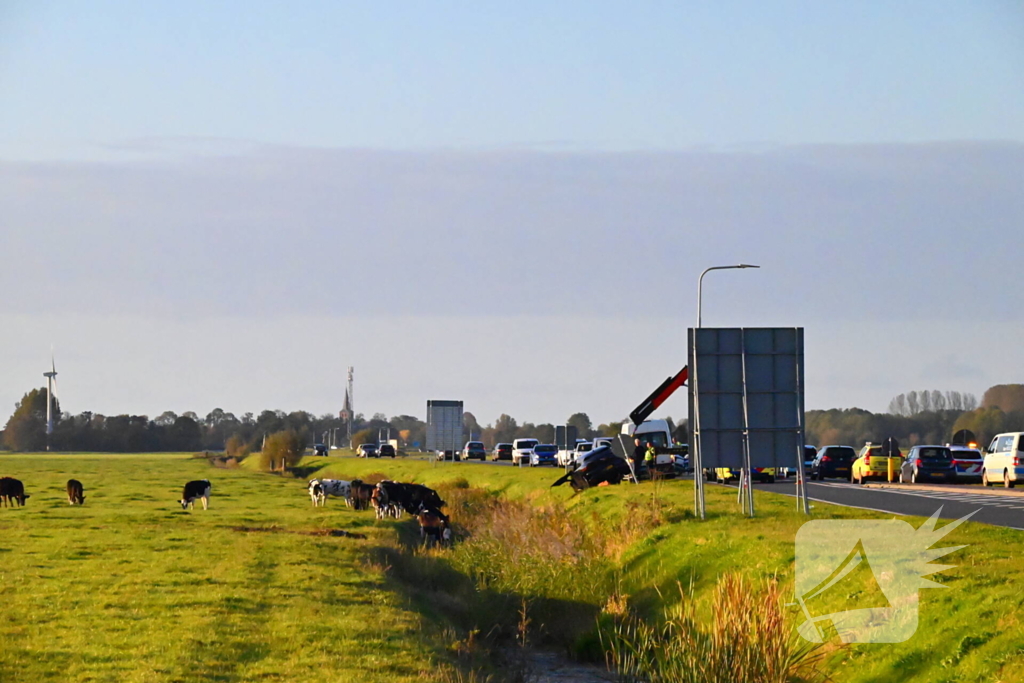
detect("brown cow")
(66, 479), (85, 505)
(349, 480), (376, 511)
(417, 505), (451, 548)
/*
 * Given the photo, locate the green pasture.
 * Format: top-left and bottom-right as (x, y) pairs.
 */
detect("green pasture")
(3, 451), (1024, 682)
(316, 455), (1024, 683)
(0, 453), (438, 683)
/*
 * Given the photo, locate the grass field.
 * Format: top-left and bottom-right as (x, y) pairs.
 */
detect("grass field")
(3, 452), (1024, 682)
(0, 453), (440, 683)
(317, 455), (1024, 683)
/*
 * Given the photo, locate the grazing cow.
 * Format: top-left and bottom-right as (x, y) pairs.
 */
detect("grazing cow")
(308, 479), (351, 507)
(417, 505), (451, 548)
(66, 479), (85, 505)
(374, 481), (406, 519)
(349, 480), (376, 511)
(395, 483), (445, 515)
(0, 477), (29, 508)
(180, 479), (211, 510)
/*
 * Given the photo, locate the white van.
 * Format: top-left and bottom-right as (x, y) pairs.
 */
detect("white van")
(982, 432), (1024, 488)
(512, 438), (539, 466)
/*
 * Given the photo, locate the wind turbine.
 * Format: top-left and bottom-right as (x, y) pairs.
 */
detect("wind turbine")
(43, 353), (58, 451)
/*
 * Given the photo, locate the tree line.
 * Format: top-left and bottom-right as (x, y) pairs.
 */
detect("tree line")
(3, 384), (1021, 454)
(809, 385), (1023, 449)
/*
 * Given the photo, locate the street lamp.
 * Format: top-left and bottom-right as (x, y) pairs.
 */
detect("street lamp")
(693, 263), (760, 519)
(697, 264), (759, 328)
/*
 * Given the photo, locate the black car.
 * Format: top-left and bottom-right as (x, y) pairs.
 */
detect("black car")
(313, 443), (328, 457)
(811, 445), (856, 480)
(378, 444), (396, 458)
(551, 445), (632, 492)
(900, 445), (956, 484)
(492, 443), (513, 461)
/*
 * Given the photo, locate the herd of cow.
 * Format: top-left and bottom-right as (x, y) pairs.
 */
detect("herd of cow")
(1, 474), (451, 547)
(308, 477), (452, 547)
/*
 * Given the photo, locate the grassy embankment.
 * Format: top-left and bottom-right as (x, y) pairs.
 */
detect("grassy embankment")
(314, 454), (1024, 683)
(3, 451), (1023, 682)
(0, 453), (444, 683)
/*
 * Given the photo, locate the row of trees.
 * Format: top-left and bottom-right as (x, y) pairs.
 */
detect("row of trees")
(887, 390), (978, 416)
(4, 384), (1020, 454)
(811, 385), (1024, 449)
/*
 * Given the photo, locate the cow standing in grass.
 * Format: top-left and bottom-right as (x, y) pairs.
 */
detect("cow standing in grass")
(395, 483), (445, 516)
(417, 505), (451, 548)
(373, 481), (406, 519)
(349, 480), (376, 511)
(180, 480), (211, 510)
(308, 479), (351, 507)
(66, 479), (85, 505)
(0, 477), (28, 507)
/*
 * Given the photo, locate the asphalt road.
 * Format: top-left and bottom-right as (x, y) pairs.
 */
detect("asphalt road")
(744, 479), (1024, 530)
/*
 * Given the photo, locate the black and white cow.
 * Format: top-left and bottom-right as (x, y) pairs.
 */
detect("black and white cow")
(0, 477), (28, 508)
(308, 479), (351, 507)
(373, 481), (405, 519)
(66, 479), (85, 505)
(180, 479), (211, 510)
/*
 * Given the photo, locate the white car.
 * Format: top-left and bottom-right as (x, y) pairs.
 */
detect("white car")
(512, 438), (539, 466)
(982, 432), (1024, 488)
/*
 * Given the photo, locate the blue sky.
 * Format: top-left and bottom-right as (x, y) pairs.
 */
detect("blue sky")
(1, 2), (1022, 425)
(2, 1), (1022, 159)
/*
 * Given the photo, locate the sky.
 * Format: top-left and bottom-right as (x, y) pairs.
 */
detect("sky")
(1, 2), (1022, 428)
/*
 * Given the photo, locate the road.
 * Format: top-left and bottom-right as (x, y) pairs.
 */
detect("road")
(744, 479), (1024, 530)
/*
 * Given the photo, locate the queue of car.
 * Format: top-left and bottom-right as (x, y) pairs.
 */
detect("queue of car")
(803, 434), (1024, 489)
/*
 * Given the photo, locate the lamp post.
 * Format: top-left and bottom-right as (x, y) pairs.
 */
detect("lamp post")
(692, 264), (760, 519)
(697, 264), (759, 328)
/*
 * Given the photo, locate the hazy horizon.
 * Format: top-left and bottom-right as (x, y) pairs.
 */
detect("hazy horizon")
(2, 3), (1021, 429)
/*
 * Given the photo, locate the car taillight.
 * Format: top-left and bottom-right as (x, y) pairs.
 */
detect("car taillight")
(1015, 457), (1022, 467)
(821, 455), (831, 462)
(915, 459), (922, 468)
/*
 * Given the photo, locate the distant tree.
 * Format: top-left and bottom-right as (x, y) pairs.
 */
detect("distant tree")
(170, 415), (202, 451)
(566, 412), (593, 439)
(964, 393), (979, 411)
(225, 434), (250, 460)
(463, 412), (482, 441)
(931, 390), (946, 411)
(257, 429), (304, 472)
(2, 388), (51, 451)
(919, 391), (933, 413)
(982, 385), (1024, 414)
(493, 414), (519, 444)
(351, 428), (374, 448)
(672, 419), (689, 445)
(154, 411), (178, 427)
(597, 421), (623, 437)
(906, 392), (920, 415)
(952, 407), (1009, 446)
(534, 423), (555, 444)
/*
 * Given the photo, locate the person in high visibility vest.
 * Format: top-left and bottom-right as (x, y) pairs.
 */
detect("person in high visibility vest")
(644, 442), (656, 477)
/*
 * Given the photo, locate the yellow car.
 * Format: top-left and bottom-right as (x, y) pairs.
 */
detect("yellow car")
(852, 442), (903, 484)
(711, 467), (776, 483)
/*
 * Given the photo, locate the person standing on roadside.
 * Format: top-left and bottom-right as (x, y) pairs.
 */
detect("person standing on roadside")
(645, 441), (657, 478)
(632, 437), (645, 479)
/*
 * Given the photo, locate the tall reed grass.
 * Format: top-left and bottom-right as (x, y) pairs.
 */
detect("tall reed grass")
(602, 574), (830, 683)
